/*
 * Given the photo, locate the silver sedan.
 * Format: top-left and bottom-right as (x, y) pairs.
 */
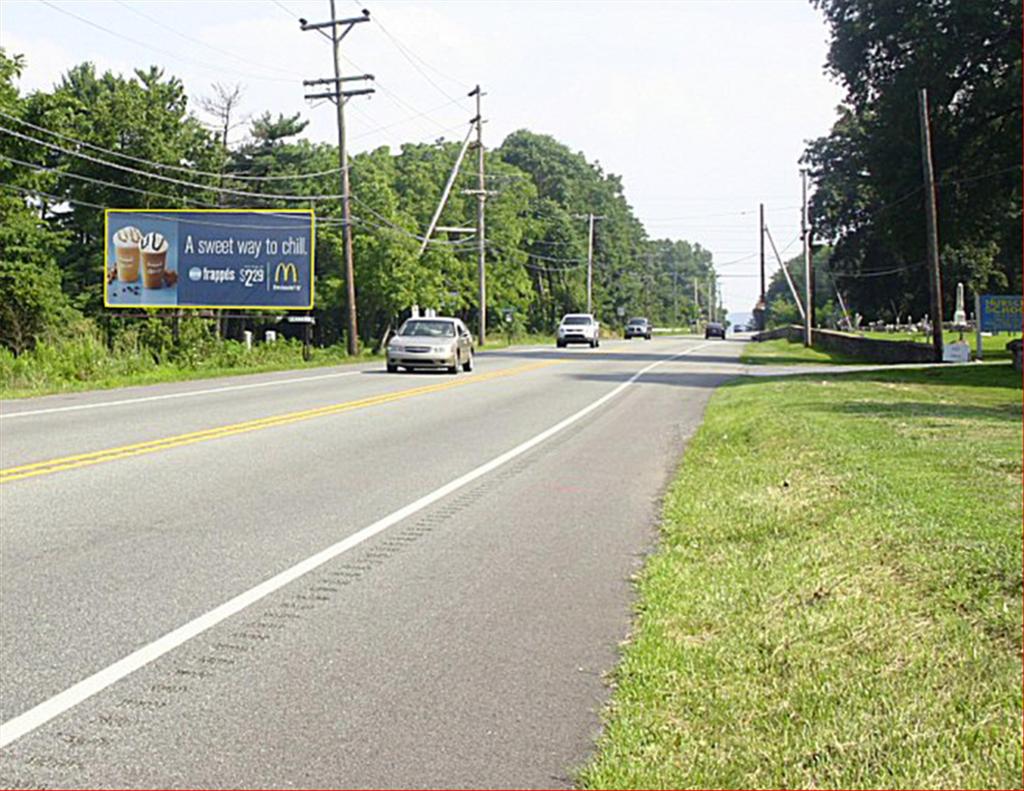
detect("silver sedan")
(386, 317), (475, 373)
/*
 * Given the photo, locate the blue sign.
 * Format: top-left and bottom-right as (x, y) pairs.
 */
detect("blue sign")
(105, 210), (314, 310)
(979, 295), (1022, 332)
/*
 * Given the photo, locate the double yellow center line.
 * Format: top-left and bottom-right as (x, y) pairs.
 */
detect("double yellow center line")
(0, 360), (558, 484)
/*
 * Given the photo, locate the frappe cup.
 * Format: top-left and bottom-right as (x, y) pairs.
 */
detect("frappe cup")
(141, 231), (169, 288)
(113, 226), (142, 282)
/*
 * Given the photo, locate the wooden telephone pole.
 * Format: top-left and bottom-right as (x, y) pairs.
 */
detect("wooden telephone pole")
(468, 85), (487, 345)
(918, 88), (945, 361)
(301, 2), (373, 356)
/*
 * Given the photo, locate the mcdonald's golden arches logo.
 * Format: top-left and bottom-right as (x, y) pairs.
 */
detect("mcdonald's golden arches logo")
(274, 262), (299, 284)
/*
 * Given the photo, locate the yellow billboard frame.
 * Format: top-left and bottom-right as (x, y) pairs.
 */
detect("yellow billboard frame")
(103, 208), (315, 311)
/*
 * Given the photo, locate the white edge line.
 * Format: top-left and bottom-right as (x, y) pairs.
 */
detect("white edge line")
(0, 369), (365, 419)
(0, 341), (712, 748)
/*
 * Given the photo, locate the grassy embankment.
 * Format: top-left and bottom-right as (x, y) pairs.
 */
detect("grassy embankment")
(743, 332), (1022, 367)
(581, 358), (1022, 788)
(0, 332), (554, 399)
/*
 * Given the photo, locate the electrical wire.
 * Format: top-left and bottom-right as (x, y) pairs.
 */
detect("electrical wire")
(38, 0), (294, 84)
(1, 153), (222, 207)
(356, 0), (473, 93)
(0, 111), (343, 182)
(113, 0), (304, 80)
(362, 7), (473, 112)
(0, 125), (344, 201)
(0, 182), (314, 228)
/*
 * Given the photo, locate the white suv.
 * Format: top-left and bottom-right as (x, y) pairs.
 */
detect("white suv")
(556, 313), (600, 348)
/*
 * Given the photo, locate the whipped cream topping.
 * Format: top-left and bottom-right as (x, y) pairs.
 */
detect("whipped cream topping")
(114, 226), (142, 245)
(141, 231), (169, 254)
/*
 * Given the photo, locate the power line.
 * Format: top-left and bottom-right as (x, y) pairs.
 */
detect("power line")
(1, 153), (221, 207)
(37, 0), (293, 84)
(0, 111), (342, 182)
(356, 0), (473, 93)
(113, 0), (303, 79)
(362, 7), (473, 111)
(349, 101), (470, 141)
(271, 0), (467, 140)
(0, 124), (344, 201)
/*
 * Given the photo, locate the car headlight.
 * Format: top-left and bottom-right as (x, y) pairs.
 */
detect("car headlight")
(389, 343), (404, 352)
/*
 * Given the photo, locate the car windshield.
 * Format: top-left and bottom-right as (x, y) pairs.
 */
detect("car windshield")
(628, 319), (647, 326)
(400, 320), (455, 338)
(562, 316), (592, 325)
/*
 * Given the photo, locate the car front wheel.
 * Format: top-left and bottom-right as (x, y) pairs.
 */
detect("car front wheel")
(462, 350), (474, 372)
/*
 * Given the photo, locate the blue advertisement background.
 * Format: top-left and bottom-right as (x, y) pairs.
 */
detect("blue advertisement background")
(979, 295), (1022, 332)
(105, 211), (313, 310)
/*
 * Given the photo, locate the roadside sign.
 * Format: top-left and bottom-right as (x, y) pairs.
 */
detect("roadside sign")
(616, 306), (625, 317)
(974, 294), (1022, 360)
(978, 295), (1022, 332)
(104, 209), (314, 310)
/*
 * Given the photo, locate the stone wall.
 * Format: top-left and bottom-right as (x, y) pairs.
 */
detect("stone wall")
(753, 325), (939, 363)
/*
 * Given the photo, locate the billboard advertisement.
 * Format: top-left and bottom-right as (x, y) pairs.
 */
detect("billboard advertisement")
(104, 209), (314, 310)
(979, 295), (1022, 332)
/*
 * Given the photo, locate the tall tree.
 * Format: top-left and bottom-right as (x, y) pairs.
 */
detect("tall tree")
(804, 0), (1022, 321)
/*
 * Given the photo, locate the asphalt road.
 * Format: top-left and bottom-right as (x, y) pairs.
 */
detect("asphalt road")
(0, 336), (745, 788)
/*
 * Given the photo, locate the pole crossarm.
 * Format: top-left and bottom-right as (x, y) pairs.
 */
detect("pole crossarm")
(303, 74), (375, 86)
(303, 88), (376, 102)
(300, 13), (370, 31)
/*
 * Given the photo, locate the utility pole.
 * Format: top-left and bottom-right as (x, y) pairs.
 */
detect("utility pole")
(917, 88), (945, 361)
(758, 202), (766, 329)
(469, 85), (487, 346)
(302, 3), (373, 356)
(801, 169), (812, 347)
(673, 268), (679, 329)
(708, 278), (714, 323)
(574, 213), (604, 313)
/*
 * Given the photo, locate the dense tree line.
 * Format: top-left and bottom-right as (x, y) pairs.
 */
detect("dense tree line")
(0, 50), (719, 355)
(803, 0), (1021, 323)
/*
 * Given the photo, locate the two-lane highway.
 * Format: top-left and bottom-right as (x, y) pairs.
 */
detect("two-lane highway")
(1, 336), (745, 788)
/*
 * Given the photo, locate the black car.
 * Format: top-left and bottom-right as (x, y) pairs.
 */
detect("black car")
(705, 322), (725, 339)
(625, 317), (652, 340)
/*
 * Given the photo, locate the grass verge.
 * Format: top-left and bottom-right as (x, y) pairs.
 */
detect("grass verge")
(0, 341), (377, 399)
(580, 363), (1022, 789)
(0, 333), (560, 399)
(741, 338), (864, 366)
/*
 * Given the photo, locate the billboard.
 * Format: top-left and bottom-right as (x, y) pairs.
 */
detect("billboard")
(979, 295), (1022, 332)
(104, 209), (314, 310)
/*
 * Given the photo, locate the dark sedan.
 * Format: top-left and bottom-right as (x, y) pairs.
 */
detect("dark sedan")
(705, 322), (726, 339)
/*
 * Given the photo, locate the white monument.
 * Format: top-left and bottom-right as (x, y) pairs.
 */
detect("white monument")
(953, 281), (967, 327)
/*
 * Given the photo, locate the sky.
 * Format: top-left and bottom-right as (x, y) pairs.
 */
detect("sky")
(1, 0), (846, 318)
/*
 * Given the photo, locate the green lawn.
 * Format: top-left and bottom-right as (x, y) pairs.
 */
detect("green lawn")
(860, 331), (1022, 361)
(580, 363), (1022, 789)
